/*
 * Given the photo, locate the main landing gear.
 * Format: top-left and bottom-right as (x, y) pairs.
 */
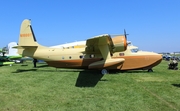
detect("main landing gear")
(148, 69), (153, 72)
(101, 69), (108, 75)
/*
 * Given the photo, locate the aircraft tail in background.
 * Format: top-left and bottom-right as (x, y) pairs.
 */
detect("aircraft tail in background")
(7, 42), (19, 56)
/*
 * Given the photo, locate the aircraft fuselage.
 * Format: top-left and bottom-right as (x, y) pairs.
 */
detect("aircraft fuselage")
(23, 47), (162, 70)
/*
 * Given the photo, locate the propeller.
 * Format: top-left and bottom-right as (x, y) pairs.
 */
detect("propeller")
(124, 29), (129, 39)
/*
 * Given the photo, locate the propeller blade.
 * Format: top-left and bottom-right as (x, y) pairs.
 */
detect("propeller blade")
(124, 29), (128, 39)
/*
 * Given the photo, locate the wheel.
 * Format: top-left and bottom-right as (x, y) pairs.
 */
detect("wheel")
(174, 67), (178, 70)
(101, 69), (108, 75)
(148, 69), (153, 72)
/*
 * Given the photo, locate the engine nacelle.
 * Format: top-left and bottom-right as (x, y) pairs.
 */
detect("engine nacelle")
(112, 36), (127, 52)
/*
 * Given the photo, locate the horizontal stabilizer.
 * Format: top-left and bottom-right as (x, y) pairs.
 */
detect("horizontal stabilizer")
(13, 46), (38, 49)
(0, 62), (14, 66)
(8, 55), (22, 59)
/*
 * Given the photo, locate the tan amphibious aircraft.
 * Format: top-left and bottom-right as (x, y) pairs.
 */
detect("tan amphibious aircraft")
(15, 19), (162, 74)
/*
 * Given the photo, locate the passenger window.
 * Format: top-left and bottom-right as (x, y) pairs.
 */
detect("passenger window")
(90, 54), (95, 58)
(79, 55), (84, 59)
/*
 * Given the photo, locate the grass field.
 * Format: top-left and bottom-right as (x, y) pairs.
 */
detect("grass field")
(0, 61), (180, 111)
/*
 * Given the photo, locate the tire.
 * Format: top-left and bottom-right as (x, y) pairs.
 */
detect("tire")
(101, 69), (108, 75)
(148, 69), (153, 72)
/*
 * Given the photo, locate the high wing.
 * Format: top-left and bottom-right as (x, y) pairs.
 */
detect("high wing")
(85, 34), (126, 69)
(86, 34), (114, 59)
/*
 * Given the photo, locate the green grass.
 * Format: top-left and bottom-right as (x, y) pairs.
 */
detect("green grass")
(0, 61), (180, 111)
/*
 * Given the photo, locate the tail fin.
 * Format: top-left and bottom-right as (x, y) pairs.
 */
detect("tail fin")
(18, 19), (39, 46)
(15, 19), (46, 56)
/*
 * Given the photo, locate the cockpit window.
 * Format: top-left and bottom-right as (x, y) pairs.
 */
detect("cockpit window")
(131, 48), (139, 53)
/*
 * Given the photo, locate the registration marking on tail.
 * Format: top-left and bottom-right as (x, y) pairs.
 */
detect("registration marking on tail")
(20, 33), (32, 37)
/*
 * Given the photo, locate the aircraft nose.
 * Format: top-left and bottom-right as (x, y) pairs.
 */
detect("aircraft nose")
(152, 54), (162, 66)
(157, 54), (162, 61)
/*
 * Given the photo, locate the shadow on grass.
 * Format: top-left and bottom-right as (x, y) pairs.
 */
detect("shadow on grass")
(13, 68), (105, 87)
(109, 70), (148, 74)
(12, 69), (38, 73)
(12, 67), (85, 73)
(12, 64), (50, 73)
(172, 84), (180, 88)
(21, 64), (28, 66)
(36, 64), (49, 68)
(75, 70), (105, 87)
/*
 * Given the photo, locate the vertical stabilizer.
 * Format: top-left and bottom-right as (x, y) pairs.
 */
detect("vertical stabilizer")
(16, 19), (46, 56)
(18, 19), (39, 46)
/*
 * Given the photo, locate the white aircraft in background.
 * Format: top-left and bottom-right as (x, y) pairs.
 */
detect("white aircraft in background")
(0, 42), (22, 66)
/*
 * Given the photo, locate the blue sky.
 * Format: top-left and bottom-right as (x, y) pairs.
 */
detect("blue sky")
(0, 0), (180, 52)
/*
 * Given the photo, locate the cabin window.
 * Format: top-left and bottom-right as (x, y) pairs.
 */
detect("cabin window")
(79, 55), (84, 59)
(131, 48), (139, 53)
(69, 56), (72, 59)
(90, 54), (95, 58)
(62, 56), (65, 59)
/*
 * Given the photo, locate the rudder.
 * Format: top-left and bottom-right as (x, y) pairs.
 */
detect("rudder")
(18, 19), (39, 46)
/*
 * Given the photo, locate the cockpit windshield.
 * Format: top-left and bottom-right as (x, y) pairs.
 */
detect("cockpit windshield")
(131, 48), (139, 53)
